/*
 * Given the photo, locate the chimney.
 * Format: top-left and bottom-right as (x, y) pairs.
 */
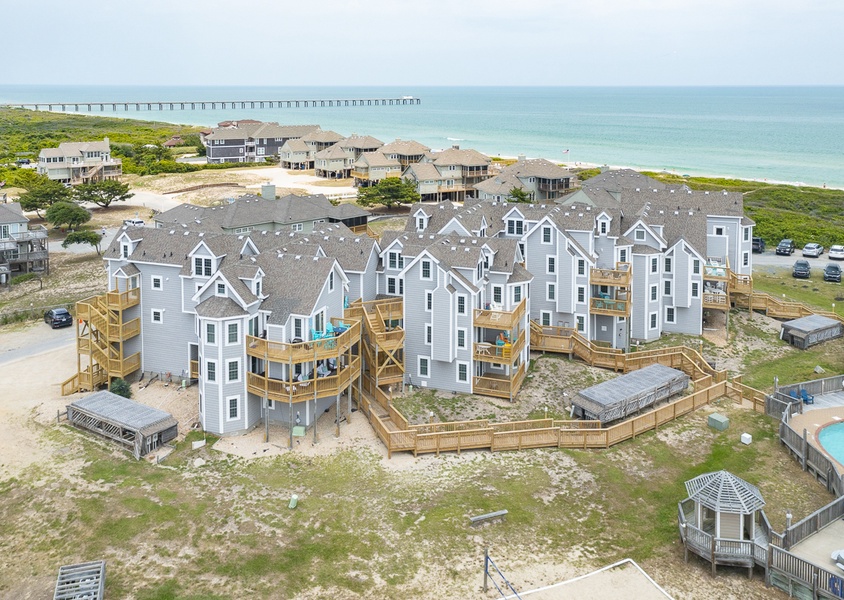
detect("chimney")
(452, 144), (460, 150)
(517, 154), (526, 162)
(261, 184), (276, 200)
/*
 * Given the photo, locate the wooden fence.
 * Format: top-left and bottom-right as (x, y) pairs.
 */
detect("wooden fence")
(782, 496), (844, 549)
(769, 546), (844, 600)
(780, 419), (844, 498)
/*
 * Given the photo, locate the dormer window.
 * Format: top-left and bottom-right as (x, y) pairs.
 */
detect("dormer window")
(507, 219), (523, 236)
(255, 280), (261, 297)
(635, 229), (646, 241)
(194, 257), (212, 276)
(329, 271), (335, 292)
(121, 243), (130, 258)
(542, 226), (552, 244)
(599, 220), (608, 235)
(416, 217), (426, 232)
(216, 282), (226, 296)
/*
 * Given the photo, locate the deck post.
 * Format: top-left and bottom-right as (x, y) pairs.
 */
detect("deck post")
(765, 544), (773, 586)
(483, 547), (489, 592)
(711, 537), (717, 576)
(802, 429), (808, 471)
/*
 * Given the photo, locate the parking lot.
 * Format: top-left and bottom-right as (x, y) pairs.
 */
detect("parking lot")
(753, 248), (842, 270)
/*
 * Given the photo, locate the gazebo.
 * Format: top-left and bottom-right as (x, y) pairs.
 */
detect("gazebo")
(678, 470), (771, 577)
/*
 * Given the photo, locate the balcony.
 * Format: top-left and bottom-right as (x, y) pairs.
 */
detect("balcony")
(537, 179), (570, 192)
(703, 259), (729, 281)
(246, 318), (361, 364)
(190, 360), (199, 379)
(103, 288), (140, 311)
(350, 169), (370, 179)
(473, 329), (526, 364)
(729, 271), (753, 294)
(473, 363), (526, 400)
(3, 225), (48, 242)
(590, 263), (631, 287)
(590, 296), (630, 317)
(474, 298), (527, 330)
(246, 356), (361, 402)
(702, 292), (729, 310)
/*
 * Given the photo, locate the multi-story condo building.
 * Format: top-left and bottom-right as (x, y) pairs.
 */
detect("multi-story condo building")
(337, 135), (383, 161)
(474, 157), (575, 201)
(301, 129), (345, 154)
(314, 144), (353, 179)
(0, 202), (49, 284)
(204, 122), (320, 164)
(379, 139), (430, 168)
(403, 146), (492, 202)
(278, 139), (313, 170)
(37, 138), (122, 185)
(351, 152), (402, 187)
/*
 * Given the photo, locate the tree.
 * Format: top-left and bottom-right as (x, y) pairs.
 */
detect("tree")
(73, 180), (134, 208)
(62, 230), (103, 255)
(110, 378), (132, 399)
(356, 177), (420, 209)
(508, 186), (532, 203)
(45, 201), (91, 230)
(181, 133), (206, 157)
(16, 175), (71, 217)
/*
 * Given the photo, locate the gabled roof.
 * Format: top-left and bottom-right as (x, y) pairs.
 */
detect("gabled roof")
(315, 143), (350, 160)
(429, 147), (490, 167)
(500, 157), (573, 180)
(684, 471), (765, 514)
(339, 134), (383, 150)
(255, 254), (338, 325)
(0, 202), (28, 225)
(281, 139), (310, 153)
(39, 139), (111, 159)
(195, 295), (249, 319)
(205, 122), (320, 142)
(380, 138), (430, 156)
(354, 151), (401, 169)
(301, 129), (344, 144)
(404, 162), (443, 181)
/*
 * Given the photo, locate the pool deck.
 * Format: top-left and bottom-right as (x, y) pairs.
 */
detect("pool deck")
(788, 400), (844, 473)
(789, 519), (844, 576)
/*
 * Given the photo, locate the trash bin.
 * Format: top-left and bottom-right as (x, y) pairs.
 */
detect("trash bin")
(288, 494), (298, 509)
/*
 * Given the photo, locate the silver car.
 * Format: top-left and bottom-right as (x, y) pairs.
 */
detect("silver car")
(802, 243), (824, 258)
(829, 245), (844, 260)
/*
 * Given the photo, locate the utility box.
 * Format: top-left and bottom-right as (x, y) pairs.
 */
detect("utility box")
(741, 433), (752, 445)
(708, 413), (729, 431)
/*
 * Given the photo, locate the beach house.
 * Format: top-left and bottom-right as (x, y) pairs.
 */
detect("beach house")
(0, 202), (49, 284)
(403, 146), (492, 202)
(474, 157), (575, 202)
(37, 138), (122, 186)
(203, 122), (320, 164)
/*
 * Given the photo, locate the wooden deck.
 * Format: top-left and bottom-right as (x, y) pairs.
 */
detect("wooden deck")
(474, 298), (526, 330)
(590, 263), (632, 287)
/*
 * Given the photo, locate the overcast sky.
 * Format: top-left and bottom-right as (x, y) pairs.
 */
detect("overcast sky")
(5, 0), (843, 86)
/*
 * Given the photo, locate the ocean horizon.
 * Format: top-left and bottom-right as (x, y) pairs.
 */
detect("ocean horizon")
(2, 85), (843, 188)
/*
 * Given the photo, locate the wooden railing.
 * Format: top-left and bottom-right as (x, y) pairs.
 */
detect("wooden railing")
(734, 291), (844, 324)
(473, 329), (526, 364)
(589, 296), (630, 317)
(190, 360), (199, 379)
(474, 298), (526, 330)
(246, 318), (360, 364)
(473, 362), (526, 400)
(782, 496), (844, 549)
(702, 292), (729, 309)
(729, 270), (753, 294)
(769, 545), (844, 598)
(105, 288), (140, 310)
(247, 357), (361, 402)
(590, 263), (631, 287)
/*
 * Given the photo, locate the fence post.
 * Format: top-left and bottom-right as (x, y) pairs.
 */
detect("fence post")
(802, 429), (808, 471)
(483, 547), (489, 593)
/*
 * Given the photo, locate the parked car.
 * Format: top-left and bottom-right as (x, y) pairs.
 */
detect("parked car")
(823, 263), (842, 283)
(776, 239), (795, 255)
(802, 243), (824, 258)
(44, 307), (73, 328)
(752, 237), (766, 253)
(829, 245), (844, 260)
(792, 260), (811, 279)
(123, 219), (145, 227)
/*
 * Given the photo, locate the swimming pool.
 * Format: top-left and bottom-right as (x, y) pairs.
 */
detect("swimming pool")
(818, 422), (844, 466)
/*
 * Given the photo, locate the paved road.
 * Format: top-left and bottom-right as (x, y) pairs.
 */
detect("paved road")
(0, 322), (75, 366)
(752, 250), (841, 271)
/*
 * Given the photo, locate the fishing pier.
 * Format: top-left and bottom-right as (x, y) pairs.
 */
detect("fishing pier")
(1, 97), (421, 112)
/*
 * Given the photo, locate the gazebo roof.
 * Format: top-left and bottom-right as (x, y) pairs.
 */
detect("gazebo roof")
(684, 470), (765, 514)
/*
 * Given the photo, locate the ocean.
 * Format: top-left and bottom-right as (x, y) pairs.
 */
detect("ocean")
(2, 85), (843, 188)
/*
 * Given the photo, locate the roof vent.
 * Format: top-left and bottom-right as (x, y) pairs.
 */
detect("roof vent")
(354, 238), (360, 243)
(705, 191), (710, 195)
(238, 235), (243, 240)
(275, 231), (280, 235)
(579, 213), (584, 217)
(313, 256), (319, 261)
(472, 239), (477, 244)
(169, 230), (175, 234)
(674, 211), (679, 215)
(540, 204), (546, 209)
(670, 189), (675, 193)
(451, 246), (456, 251)
(564, 212), (570, 217)
(635, 188), (640, 192)
(339, 237), (345, 242)
(653, 188), (658, 192)
(324, 236), (329, 240)
(198, 232), (204, 237)
(184, 231), (189, 236)
(295, 255), (301, 260)
(586, 206), (591, 211)
(689, 211), (693, 216)
(659, 210), (664, 214)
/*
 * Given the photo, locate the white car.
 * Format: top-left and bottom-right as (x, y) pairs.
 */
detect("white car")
(829, 245), (844, 260)
(802, 243), (824, 258)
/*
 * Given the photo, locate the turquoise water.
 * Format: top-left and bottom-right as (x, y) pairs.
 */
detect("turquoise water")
(819, 422), (844, 466)
(2, 85), (843, 187)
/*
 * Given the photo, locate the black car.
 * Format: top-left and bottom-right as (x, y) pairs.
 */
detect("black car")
(792, 260), (811, 279)
(752, 237), (766, 253)
(776, 239), (795, 255)
(44, 308), (73, 328)
(824, 263), (842, 283)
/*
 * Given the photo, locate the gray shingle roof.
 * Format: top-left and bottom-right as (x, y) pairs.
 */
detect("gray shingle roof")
(195, 295), (249, 318)
(205, 122), (320, 142)
(380, 138), (430, 156)
(0, 202), (28, 225)
(70, 390), (177, 436)
(339, 134), (383, 150)
(253, 253), (336, 325)
(685, 471), (765, 514)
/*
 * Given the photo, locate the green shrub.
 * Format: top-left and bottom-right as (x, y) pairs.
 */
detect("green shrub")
(10, 273), (37, 285)
(110, 378), (132, 399)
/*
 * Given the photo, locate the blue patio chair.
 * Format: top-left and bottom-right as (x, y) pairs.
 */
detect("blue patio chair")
(788, 390), (799, 402)
(800, 389), (814, 404)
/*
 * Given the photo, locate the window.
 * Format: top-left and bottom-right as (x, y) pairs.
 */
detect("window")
(207, 361), (216, 382)
(577, 260), (585, 276)
(457, 328), (466, 349)
(492, 286), (502, 305)
(194, 257), (212, 276)
(421, 260), (432, 280)
(619, 249), (627, 263)
(457, 295), (466, 315)
(416, 217), (425, 231)
(692, 282), (699, 298)
(600, 220), (607, 235)
(457, 362), (468, 383)
(216, 282), (226, 296)
(387, 277), (397, 295)
(121, 244), (129, 258)
(666, 307), (676, 323)
(206, 322), (216, 344)
(664, 257), (672, 273)
(541, 226), (552, 244)
(743, 227), (750, 241)
(743, 252), (749, 267)
(151, 309), (163, 323)
(227, 359), (240, 382)
(547, 283), (556, 301)
(547, 256), (556, 274)
(507, 219), (523, 235)
(291, 223), (304, 232)
(329, 271), (334, 291)
(425, 291), (432, 311)
(518, 242), (525, 260)
(651, 257), (658, 273)
(635, 229), (645, 241)
(577, 286), (585, 303)
(513, 286), (522, 303)
(664, 280), (672, 296)
(419, 357), (430, 378)
(649, 312), (658, 330)
(151, 276), (162, 290)
(314, 312), (324, 334)
(576, 315), (585, 332)
(715, 226), (724, 236)
(227, 397), (239, 420)
(425, 324), (432, 345)
(255, 280), (261, 297)
(293, 318), (303, 340)
(693, 259), (700, 275)
(388, 252), (398, 269)
(650, 285), (658, 301)
(227, 322), (239, 344)
(540, 311), (551, 326)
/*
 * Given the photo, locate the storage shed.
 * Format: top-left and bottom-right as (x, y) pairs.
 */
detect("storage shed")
(780, 314), (843, 349)
(67, 391), (178, 459)
(572, 364), (689, 424)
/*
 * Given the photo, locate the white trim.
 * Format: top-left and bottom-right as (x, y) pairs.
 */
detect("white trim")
(649, 312), (658, 330)
(540, 225), (552, 244)
(151, 308), (164, 323)
(456, 294), (467, 315)
(425, 324), (432, 346)
(456, 327), (467, 350)
(225, 321), (240, 346)
(151, 275), (163, 290)
(421, 259), (433, 280)
(665, 306), (676, 323)
(425, 291), (433, 312)
(663, 280), (672, 297)
(456, 361), (469, 383)
(226, 395), (241, 422)
(691, 281), (700, 298)
(540, 310), (551, 326)
(226, 358), (242, 383)
(206, 359), (218, 383)
(650, 284), (658, 302)
(418, 356), (430, 379)
(546, 255), (556, 275)
(576, 285), (586, 304)
(206, 322), (216, 345)
(546, 282), (556, 302)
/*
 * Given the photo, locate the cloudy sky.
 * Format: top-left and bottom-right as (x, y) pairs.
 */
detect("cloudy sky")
(6, 0), (843, 86)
